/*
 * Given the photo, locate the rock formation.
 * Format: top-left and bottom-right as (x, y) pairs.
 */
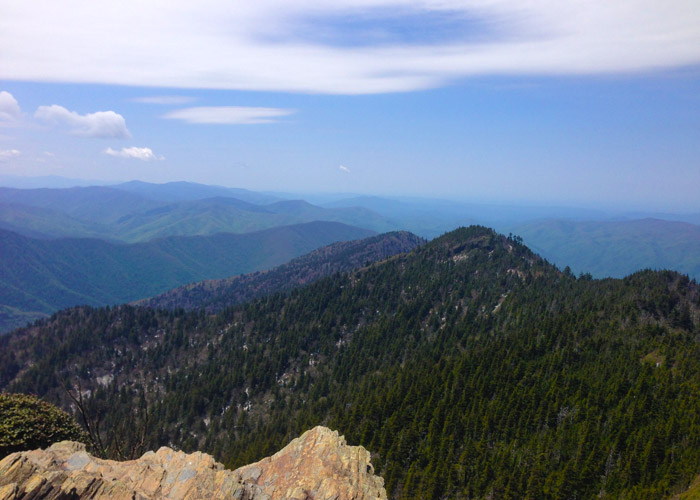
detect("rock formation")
(0, 426), (387, 500)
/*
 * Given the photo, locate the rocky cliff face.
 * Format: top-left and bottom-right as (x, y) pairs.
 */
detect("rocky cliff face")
(0, 426), (387, 500)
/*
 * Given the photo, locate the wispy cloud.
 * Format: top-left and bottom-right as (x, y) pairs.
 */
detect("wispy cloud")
(339, 165), (350, 173)
(34, 105), (131, 139)
(0, 148), (21, 160)
(2, 1), (699, 94)
(0, 91), (21, 122)
(104, 146), (164, 161)
(131, 96), (197, 105)
(163, 106), (295, 124)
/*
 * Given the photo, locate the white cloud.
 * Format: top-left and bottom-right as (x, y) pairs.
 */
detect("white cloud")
(0, 148), (21, 160)
(104, 147), (164, 161)
(163, 106), (295, 124)
(339, 165), (350, 173)
(0, 91), (21, 122)
(1, 1), (700, 94)
(34, 105), (131, 139)
(131, 96), (197, 105)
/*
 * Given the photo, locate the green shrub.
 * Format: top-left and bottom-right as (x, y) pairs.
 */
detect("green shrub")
(0, 393), (88, 459)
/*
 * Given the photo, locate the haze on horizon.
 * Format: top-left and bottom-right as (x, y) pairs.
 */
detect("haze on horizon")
(1, 1), (699, 212)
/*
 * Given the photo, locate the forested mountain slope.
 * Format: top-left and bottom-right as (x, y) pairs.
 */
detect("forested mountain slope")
(0, 222), (374, 332)
(137, 231), (424, 312)
(2, 226), (700, 499)
(111, 197), (396, 242)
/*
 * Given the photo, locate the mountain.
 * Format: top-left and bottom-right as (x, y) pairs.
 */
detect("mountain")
(510, 218), (700, 280)
(0, 202), (109, 240)
(0, 186), (162, 225)
(323, 195), (609, 238)
(0, 185), (395, 242)
(620, 210), (700, 227)
(322, 198), (700, 280)
(263, 199), (398, 233)
(0, 174), (112, 189)
(0, 426), (387, 500)
(110, 197), (288, 241)
(111, 180), (282, 205)
(2, 226), (700, 499)
(3, 184), (698, 282)
(0, 222), (374, 333)
(111, 197), (396, 243)
(137, 231), (424, 312)
(322, 196), (478, 238)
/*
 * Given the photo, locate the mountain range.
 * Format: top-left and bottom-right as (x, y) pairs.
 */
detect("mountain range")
(2, 179), (700, 337)
(0, 183), (396, 242)
(0, 222), (375, 333)
(2, 226), (699, 499)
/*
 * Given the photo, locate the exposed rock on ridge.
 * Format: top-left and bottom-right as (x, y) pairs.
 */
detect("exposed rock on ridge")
(0, 426), (387, 500)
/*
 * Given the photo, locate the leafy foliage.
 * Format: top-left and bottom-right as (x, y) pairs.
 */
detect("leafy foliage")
(2, 226), (700, 499)
(674, 475), (700, 500)
(0, 393), (88, 459)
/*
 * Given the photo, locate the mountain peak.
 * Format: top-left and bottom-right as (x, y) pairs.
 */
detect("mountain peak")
(426, 225), (537, 262)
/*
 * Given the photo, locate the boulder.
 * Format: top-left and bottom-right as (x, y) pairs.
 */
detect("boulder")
(0, 426), (386, 500)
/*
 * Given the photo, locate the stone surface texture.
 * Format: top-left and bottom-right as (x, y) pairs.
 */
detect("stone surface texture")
(0, 426), (387, 500)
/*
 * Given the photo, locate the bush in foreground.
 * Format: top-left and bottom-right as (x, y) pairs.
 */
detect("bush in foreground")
(0, 392), (88, 459)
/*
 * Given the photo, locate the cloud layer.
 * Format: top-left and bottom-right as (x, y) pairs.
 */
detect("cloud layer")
(35, 105), (131, 139)
(2, 1), (699, 94)
(163, 106), (295, 124)
(104, 147), (164, 161)
(0, 91), (21, 122)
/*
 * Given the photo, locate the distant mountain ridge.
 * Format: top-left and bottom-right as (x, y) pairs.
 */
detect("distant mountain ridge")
(113, 180), (281, 205)
(322, 195), (700, 280)
(3, 180), (700, 291)
(0, 184), (395, 242)
(0, 222), (375, 333)
(511, 217), (700, 279)
(137, 231), (425, 312)
(0, 186), (162, 225)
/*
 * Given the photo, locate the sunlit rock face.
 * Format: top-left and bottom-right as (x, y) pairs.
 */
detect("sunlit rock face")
(0, 426), (387, 500)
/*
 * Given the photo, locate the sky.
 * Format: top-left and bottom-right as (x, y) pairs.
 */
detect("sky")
(1, 0), (699, 211)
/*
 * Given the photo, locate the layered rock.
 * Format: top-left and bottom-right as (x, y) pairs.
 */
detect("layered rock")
(0, 426), (386, 500)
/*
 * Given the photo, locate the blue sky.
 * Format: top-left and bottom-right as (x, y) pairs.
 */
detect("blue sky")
(1, 1), (699, 211)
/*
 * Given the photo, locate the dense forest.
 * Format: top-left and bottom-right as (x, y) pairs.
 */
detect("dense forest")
(2, 226), (700, 499)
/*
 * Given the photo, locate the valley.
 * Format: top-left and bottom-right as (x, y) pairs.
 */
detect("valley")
(0, 222), (375, 332)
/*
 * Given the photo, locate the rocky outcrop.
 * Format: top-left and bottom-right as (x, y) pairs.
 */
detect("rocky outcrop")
(0, 426), (387, 500)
